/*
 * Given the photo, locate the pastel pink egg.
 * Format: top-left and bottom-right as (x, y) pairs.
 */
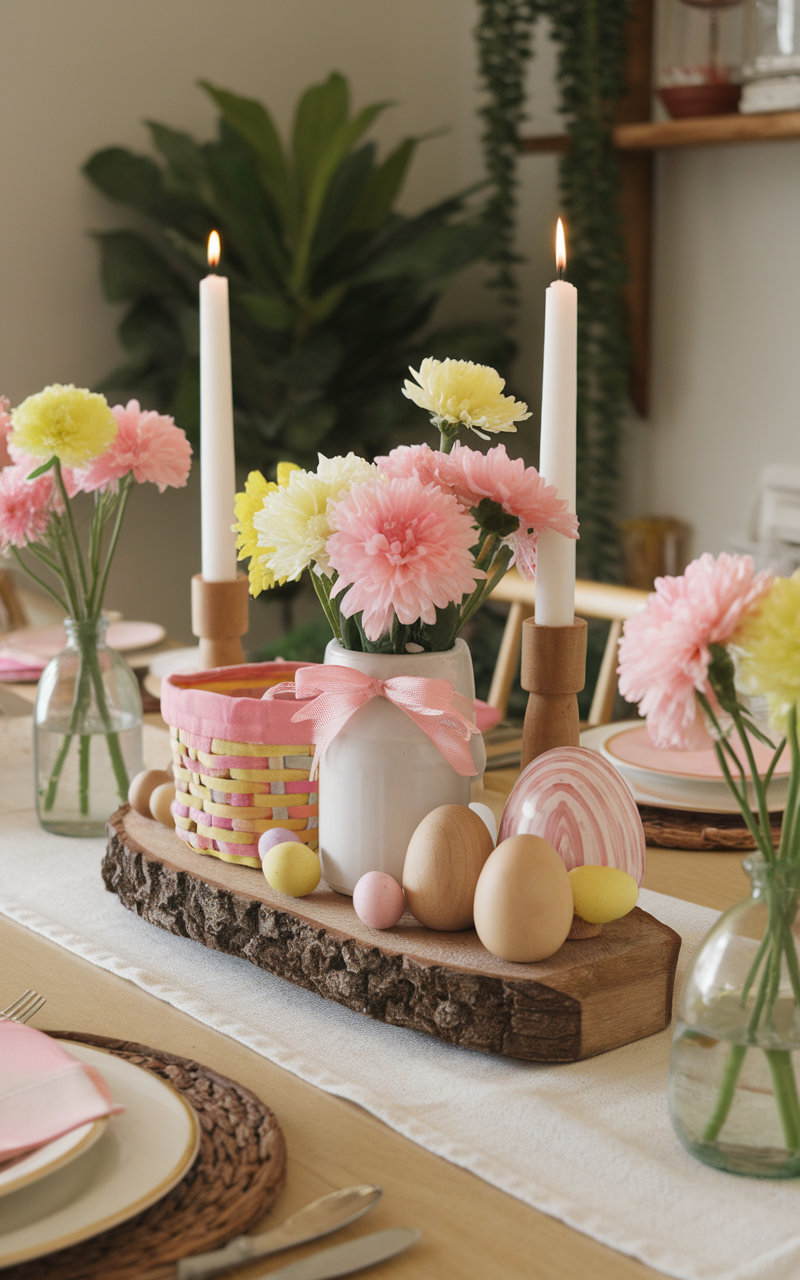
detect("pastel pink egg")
(258, 828), (303, 859)
(353, 872), (406, 930)
(497, 746), (645, 886)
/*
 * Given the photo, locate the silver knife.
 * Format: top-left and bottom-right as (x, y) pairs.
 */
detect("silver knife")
(251, 1228), (420, 1280)
(174, 1186), (383, 1280)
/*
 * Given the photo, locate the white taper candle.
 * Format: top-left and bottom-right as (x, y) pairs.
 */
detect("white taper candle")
(200, 232), (238, 583)
(535, 220), (577, 626)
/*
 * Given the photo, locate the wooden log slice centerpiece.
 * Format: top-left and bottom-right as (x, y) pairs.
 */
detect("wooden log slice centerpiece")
(104, 806), (681, 1064)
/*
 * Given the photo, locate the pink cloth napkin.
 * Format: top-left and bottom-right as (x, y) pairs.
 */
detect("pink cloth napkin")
(0, 1023), (123, 1160)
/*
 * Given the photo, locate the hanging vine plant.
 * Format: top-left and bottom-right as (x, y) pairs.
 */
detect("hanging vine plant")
(476, 0), (630, 582)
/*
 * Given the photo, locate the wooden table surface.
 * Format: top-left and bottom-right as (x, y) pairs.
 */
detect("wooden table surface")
(0, 712), (752, 1280)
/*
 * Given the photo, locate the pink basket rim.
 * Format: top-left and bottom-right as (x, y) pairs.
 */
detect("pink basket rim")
(161, 660), (318, 748)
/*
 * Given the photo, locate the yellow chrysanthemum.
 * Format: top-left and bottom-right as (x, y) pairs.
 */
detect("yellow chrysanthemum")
(11, 384), (117, 467)
(402, 358), (530, 437)
(253, 453), (377, 582)
(233, 464), (299, 596)
(735, 574), (800, 730)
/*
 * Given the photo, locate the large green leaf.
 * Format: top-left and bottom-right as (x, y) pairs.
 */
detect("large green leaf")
(292, 72), (350, 198)
(311, 144), (375, 266)
(147, 122), (214, 204)
(200, 82), (293, 229)
(92, 231), (189, 302)
(357, 221), (495, 283)
(84, 148), (166, 216)
(348, 138), (416, 232)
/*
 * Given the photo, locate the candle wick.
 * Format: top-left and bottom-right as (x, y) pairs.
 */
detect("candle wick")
(557, 264), (565, 281)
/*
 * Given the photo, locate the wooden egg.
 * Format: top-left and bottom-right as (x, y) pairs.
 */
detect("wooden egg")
(497, 746), (646, 886)
(473, 834), (574, 963)
(403, 804), (494, 931)
(149, 782), (177, 829)
(128, 769), (172, 817)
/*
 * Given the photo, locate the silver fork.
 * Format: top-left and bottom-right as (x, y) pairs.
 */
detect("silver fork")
(0, 990), (46, 1024)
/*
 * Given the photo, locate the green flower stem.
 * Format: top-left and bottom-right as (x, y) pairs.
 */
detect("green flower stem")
(702, 1044), (747, 1142)
(84, 643), (130, 803)
(457, 544), (513, 634)
(91, 476), (132, 616)
(733, 707), (776, 858)
(54, 460), (88, 603)
(438, 425), (460, 454)
(10, 548), (68, 615)
(43, 652), (92, 812)
(43, 733), (73, 811)
(765, 1050), (800, 1150)
(779, 707), (800, 862)
(79, 734), (90, 816)
(50, 511), (83, 620)
(310, 570), (342, 645)
(783, 922), (800, 1007)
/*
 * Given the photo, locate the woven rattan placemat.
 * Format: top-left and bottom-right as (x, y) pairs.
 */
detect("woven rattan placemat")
(4, 1032), (287, 1280)
(639, 804), (783, 851)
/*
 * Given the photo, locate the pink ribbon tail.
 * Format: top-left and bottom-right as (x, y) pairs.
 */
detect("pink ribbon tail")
(281, 664), (479, 778)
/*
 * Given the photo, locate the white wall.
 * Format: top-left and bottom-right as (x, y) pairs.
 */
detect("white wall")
(2, 0), (789, 642)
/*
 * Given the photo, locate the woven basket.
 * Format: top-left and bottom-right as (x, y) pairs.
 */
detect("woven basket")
(160, 662), (317, 869)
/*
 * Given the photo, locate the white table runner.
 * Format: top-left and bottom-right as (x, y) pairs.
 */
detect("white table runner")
(1, 717), (797, 1280)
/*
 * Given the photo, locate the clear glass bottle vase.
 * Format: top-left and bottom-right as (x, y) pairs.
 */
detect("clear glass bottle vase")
(670, 854), (800, 1177)
(34, 617), (144, 837)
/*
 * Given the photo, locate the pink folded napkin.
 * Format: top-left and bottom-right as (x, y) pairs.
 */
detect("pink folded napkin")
(0, 1023), (124, 1161)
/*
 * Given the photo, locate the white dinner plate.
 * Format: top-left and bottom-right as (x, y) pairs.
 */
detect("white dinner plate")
(581, 722), (788, 814)
(0, 1042), (200, 1269)
(0, 1119), (107, 1201)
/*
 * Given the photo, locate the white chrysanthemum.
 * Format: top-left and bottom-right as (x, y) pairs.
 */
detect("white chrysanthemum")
(402, 358), (530, 437)
(253, 452), (377, 579)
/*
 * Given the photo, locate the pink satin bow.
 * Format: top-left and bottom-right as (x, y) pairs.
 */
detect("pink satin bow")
(267, 664), (479, 778)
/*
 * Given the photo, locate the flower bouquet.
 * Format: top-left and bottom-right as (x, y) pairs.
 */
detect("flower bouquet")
(618, 553), (800, 1176)
(235, 358), (578, 889)
(0, 386), (191, 835)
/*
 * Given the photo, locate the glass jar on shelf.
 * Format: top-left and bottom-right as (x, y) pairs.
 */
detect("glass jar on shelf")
(741, 0), (800, 112)
(657, 0), (746, 117)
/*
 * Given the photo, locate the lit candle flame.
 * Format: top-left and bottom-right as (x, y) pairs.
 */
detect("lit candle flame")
(207, 230), (221, 269)
(555, 218), (566, 273)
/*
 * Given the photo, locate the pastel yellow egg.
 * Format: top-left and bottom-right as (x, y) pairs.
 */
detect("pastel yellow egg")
(568, 865), (639, 924)
(149, 782), (177, 828)
(263, 842), (321, 897)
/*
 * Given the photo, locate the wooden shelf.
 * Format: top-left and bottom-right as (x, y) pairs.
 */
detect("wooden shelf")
(615, 109), (800, 150)
(522, 110), (800, 156)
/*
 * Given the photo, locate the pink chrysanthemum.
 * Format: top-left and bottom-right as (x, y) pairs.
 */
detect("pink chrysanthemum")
(0, 464), (57, 553)
(79, 400), (192, 493)
(439, 442), (578, 577)
(0, 398), (12, 470)
(327, 475), (485, 641)
(617, 552), (774, 750)
(375, 443), (452, 492)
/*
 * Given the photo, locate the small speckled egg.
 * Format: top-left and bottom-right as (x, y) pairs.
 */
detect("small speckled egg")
(149, 782), (177, 829)
(473, 834), (574, 963)
(258, 827), (303, 860)
(403, 804), (494, 931)
(263, 842), (321, 897)
(569, 865), (639, 924)
(128, 769), (172, 817)
(353, 872), (406, 930)
(468, 802), (498, 846)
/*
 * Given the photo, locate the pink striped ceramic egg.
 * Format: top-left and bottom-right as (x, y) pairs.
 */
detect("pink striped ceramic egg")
(497, 747), (645, 885)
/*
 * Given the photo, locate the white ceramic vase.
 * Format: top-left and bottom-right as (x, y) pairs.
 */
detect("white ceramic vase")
(318, 638), (486, 894)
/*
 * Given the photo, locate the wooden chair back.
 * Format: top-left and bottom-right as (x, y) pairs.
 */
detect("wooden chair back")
(486, 569), (649, 726)
(0, 569), (27, 634)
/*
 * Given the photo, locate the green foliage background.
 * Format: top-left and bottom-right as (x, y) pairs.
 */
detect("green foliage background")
(84, 74), (514, 470)
(476, 0), (630, 582)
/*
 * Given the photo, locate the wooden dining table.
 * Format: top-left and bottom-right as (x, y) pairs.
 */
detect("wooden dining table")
(0, 703), (753, 1280)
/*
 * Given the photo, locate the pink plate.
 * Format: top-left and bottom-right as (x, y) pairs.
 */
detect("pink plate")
(604, 724), (790, 781)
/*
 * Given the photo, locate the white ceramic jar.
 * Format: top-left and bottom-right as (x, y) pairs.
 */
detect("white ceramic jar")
(318, 639), (486, 894)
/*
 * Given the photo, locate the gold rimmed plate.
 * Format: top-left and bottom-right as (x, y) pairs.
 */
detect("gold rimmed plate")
(0, 1042), (200, 1269)
(0, 1118), (107, 1201)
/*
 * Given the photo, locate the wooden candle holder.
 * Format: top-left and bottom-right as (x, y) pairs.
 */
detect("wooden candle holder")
(191, 573), (249, 670)
(520, 616), (588, 771)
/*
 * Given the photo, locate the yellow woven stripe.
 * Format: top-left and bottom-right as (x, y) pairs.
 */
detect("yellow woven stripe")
(195, 776), (270, 796)
(174, 815), (193, 831)
(203, 799), (299, 820)
(173, 765), (192, 782)
(189, 781), (211, 800)
(198, 847), (262, 868)
(210, 738), (311, 757)
(229, 767), (309, 783)
(194, 822), (255, 844)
